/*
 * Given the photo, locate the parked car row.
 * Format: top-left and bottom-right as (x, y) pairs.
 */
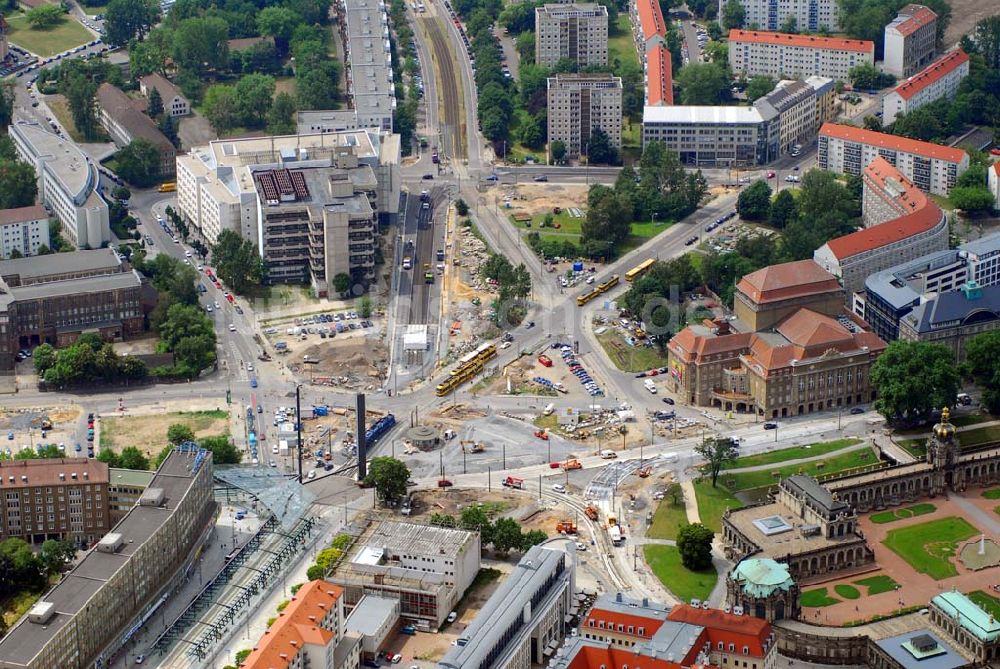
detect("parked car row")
(704, 210), (737, 232)
(559, 345), (604, 397)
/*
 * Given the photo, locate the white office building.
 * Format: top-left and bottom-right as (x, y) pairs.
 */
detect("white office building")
(535, 3), (608, 67)
(547, 73), (622, 159)
(0, 205), (50, 259)
(720, 0), (840, 33)
(882, 50), (969, 125)
(818, 123), (968, 196)
(728, 29), (874, 81)
(175, 130), (400, 246)
(883, 4), (938, 78)
(8, 122), (110, 250)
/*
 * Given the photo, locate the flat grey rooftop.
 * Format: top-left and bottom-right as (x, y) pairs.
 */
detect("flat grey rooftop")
(0, 248), (120, 281)
(358, 520), (473, 558)
(874, 629), (968, 669)
(11, 122), (96, 201)
(344, 595), (398, 636)
(8, 271), (140, 301)
(591, 593), (670, 621)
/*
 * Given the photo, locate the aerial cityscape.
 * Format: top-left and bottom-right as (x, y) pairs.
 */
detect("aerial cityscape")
(0, 0), (997, 666)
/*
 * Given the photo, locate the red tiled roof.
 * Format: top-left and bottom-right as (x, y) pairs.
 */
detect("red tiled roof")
(636, 0), (666, 42)
(994, 162), (1000, 177)
(728, 29), (874, 54)
(667, 329), (752, 365)
(0, 458), (108, 487)
(776, 309), (852, 349)
(735, 259), (841, 305)
(893, 50), (968, 100)
(819, 122), (967, 163)
(567, 644), (712, 669)
(823, 158), (943, 260)
(891, 4), (937, 37)
(240, 581), (344, 669)
(582, 609), (667, 640)
(646, 44), (674, 106)
(667, 605), (772, 658)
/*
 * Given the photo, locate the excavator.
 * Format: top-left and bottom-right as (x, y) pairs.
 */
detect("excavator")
(555, 520), (577, 534)
(460, 440), (485, 453)
(584, 505), (599, 520)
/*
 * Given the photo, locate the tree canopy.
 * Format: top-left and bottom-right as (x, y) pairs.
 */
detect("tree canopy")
(677, 522), (714, 570)
(736, 180), (771, 220)
(365, 457), (410, 506)
(211, 229), (266, 295)
(870, 341), (960, 424)
(695, 437), (739, 487)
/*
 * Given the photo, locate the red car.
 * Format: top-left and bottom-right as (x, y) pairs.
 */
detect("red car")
(226, 293), (234, 303)
(766, 171), (776, 178)
(214, 281), (222, 289)
(549, 462), (561, 469)
(437, 479), (453, 488)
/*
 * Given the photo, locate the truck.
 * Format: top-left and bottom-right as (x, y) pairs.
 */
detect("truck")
(501, 476), (524, 489)
(607, 515), (624, 546)
(158, 182), (177, 192)
(555, 520), (577, 534)
(402, 256), (412, 270)
(563, 459), (582, 470)
(584, 504), (599, 520)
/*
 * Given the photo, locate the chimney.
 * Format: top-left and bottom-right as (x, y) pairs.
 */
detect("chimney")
(616, 593), (623, 603)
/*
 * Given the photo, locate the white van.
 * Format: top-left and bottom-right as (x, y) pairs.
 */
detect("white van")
(543, 403), (555, 416)
(601, 450), (618, 459)
(643, 379), (657, 394)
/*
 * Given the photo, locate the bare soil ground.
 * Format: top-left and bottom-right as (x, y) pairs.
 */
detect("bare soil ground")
(944, 0), (992, 48)
(407, 489), (525, 518)
(100, 410), (229, 456)
(502, 183), (589, 217)
(111, 334), (160, 355)
(0, 406), (81, 451)
(293, 338), (388, 388)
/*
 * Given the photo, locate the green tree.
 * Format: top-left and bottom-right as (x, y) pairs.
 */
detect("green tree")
(736, 180), (771, 220)
(211, 229), (266, 294)
(267, 92), (297, 135)
(167, 423), (195, 445)
(949, 187), (995, 213)
(233, 73), (275, 129)
(39, 540), (75, 575)
(146, 86), (163, 118)
(491, 517), (523, 555)
(430, 512), (457, 527)
(33, 343), (56, 375)
(779, 14), (797, 33)
(203, 85), (238, 134)
(332, 273), (351, 294)
(694, 437), (739, 487)
(677, 522), (714, 570)
(104, 0), (159, 47)
(118, 446), (150, 470)
(974, 15), (1000, 69)
(459, 505), (494, 545)
(586, 128), (617, 165)
(26, 4), (64, 29)
(520, 529), (548, 550)
(455, 199), (470, 216)
(364, 456), (409, 506)
(0, 82), (15, 133)
(848, 63), (894, 90)
(768, 189), (798, 229)
(550, 140), (566, 163)
(744, 75), (775, 103)
(172, 16), (229, 74)
(115, 139), (161, 187)
(966, 331), (1000, 414)
(97, 449), (121, 467)
(870, 340), (961, 424)
(199, 435), (241, 464)
(257, 6), (302, 54)
(61, 71), (99, 140)
(721, 0), (744, 28)
(357, 296), (373, 319)
(0, 159), (38, 209)
(675, 63), (729, 104)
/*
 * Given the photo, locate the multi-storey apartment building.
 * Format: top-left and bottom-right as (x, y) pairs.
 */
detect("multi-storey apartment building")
(728, 30), (874, 81)
(547, 73), (622, 159)
(814, 157), (948, 301)
(94, 84), (176, 178)
(329, 520), (480, 629)
(992, 162), (1000, 211)
(0, 458), (109, 546)
(755, 79), (821, 155)
(645, 43), (673, 106)
(535, 3), (608, 67)
(882, 50), (969, 125)
(252, 164), (377, 294)
(107, 468), (154, 524)
(0, 446), (215, 669)
(138, 74), (190, 117)
(9, 122), (110, 249)
(631, 0), (666, 52)
(883, 4), (938, 78)
(859, 233), (1000, 343)
(0, 249), (144, 368)
(818, 123), (968, 196)
(241, 580), (360, 669)
(719, 0), (840, 33)
(0, 205), (50, 259)
(438, 545), (575, 669)
(175, 130), (399, 246)
(666, 259), (886, 418)
(336, 0), (396, 131)
(643, 105), (779, 166)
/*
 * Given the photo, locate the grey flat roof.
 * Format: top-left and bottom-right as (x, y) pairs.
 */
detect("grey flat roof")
(0, 248), (120, 281)
(8, 271), (140, 301)
(438, 546), (567, 669)
(358, 521), (474, 558)
(640, 620), (704, 659)
(961, 231), (1000, 258)
(874, 629), (969, 669)
(344, 595), (399, 636)
(643, 104), (774, 125)
(11, 122), (96, 202)
(591, 593), (670, 621)
(0, 448), (209, 666)
(864, 249), (958, 310)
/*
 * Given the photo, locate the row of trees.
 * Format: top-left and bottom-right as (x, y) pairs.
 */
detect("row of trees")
(431, 505), (547, 556)
(388, 0), (419, 153)
(34, 335), (148, 387)
(211, 229), (266, 295)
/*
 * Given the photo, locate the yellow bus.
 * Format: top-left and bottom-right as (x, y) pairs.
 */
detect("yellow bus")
(158, 182), (177, 193)
(625, 259), (655, 282)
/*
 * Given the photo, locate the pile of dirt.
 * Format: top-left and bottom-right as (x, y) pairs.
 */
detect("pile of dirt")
(298, 339), (388, 384)
(507, 184), (588, 216)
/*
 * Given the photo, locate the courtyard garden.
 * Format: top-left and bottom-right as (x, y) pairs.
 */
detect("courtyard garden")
(883, 516), (979, 580)
(869, 503), (937, 524)
(800, 574), (900, 608)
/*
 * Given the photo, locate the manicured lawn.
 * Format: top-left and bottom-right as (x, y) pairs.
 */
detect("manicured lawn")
(801, 587), (839, 607)
(855, 575), (899, 595)
(630, 220), (672, 238)
(6, 13), (92, 57)
(959, 425), (1000, 448)
(596, 331), (669, 373)
(722, 439), (861, 470)
(692, 480), (743, 534)
(720, 448), (879, 492)
(953, 414), (994, 427)
(983, 489), (1000, 500)
(898, 439), (926, 458)
(834, 584), (861, 599)
(647, 499), (688, 541)
(608, 15), (640, 73)
(869, 503), (937, 524)
(883, 516), (978, 580)
(643, 545), (717, 602)
(968, 591), (1000, 619)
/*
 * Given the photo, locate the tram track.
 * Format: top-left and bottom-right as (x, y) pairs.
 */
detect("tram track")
(422, 15), (466, 160)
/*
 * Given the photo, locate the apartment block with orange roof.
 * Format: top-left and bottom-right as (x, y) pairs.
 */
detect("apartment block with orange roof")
(818, 122), (968, 196)
(239, 580), (361, 669)
(535, 3), (608, 67)
(721, 0), (839, 34)
(728, 30), (874, 81)
(882, 50), (969, 125)
(883, 4), (938, 78)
